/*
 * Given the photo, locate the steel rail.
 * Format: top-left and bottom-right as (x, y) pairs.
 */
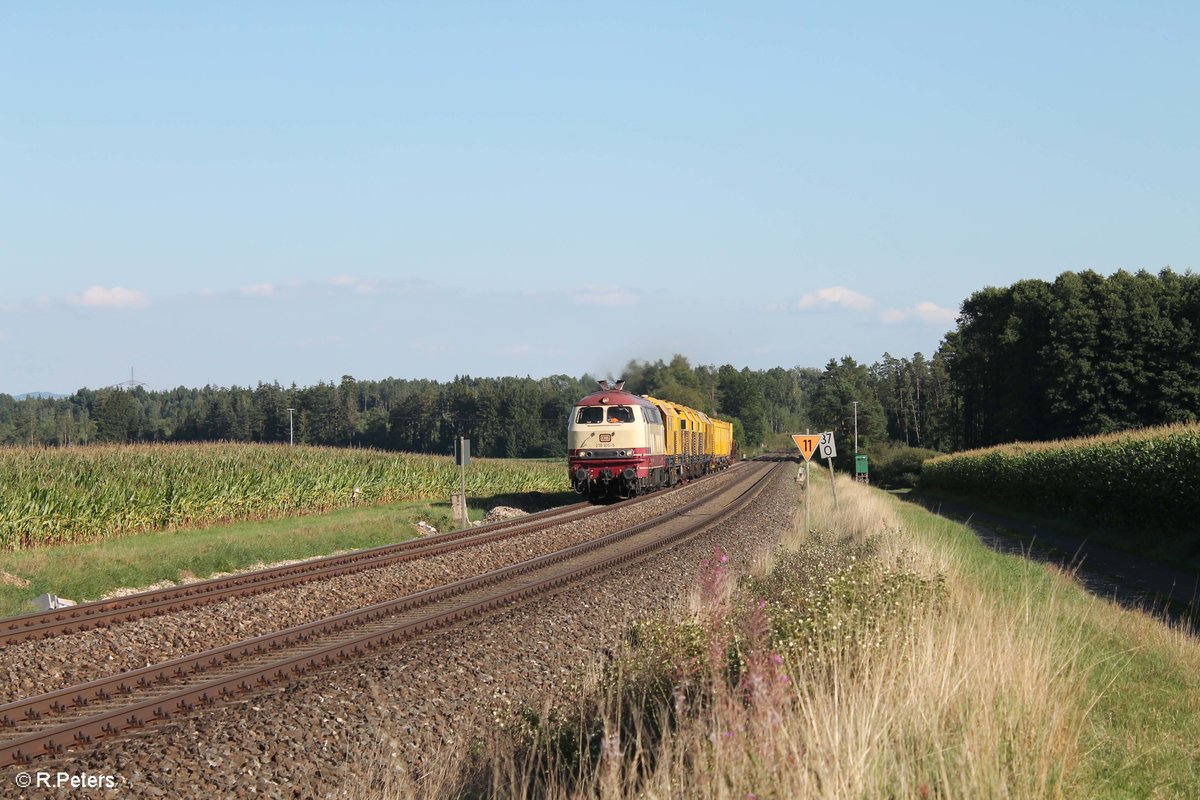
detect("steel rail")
(0, 501), (587, 645)
(0, 462), (776, 766)
(0, 464), (762, 731)
(2, 466), (744, 645)
(2, 462), (739, 642)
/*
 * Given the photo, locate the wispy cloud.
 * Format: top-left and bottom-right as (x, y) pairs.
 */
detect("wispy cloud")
(0, 330), (9, 343)
(768, 286), (875, 313)
(798, 286), (874, 311)
(498, 343), (534, 356)
(329, 274), (383, 295)
(569, 286), (639, 307)
(68, 286), (150, 309)
(881, 301), (958, 325)
(240, 283), (276, 298)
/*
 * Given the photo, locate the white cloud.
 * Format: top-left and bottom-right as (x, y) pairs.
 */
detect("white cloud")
(569, 286), (638, 307)
(329, 274), (382, 295)
(240, 283), (276, 298)
(68, 286), (150, 309)
(881, 301), (958, 325)
(794, 286), (875, 312)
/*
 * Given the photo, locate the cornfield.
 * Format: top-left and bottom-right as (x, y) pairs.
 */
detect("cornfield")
(0, 443), (569, 550)
(920, 423), (1200, 529)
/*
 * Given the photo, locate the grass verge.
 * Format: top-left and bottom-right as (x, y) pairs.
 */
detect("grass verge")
(0, 498), (487, 619)
(912, 485), (1200, 576)
(892, 501), (1200, 797)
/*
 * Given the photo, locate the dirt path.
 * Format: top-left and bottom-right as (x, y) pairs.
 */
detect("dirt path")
(899, 492), (1200, 623)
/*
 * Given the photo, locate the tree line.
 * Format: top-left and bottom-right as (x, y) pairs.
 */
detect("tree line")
(785, 268), (1200, 458)
(945, 268), (1200, 447)
(0, 361), (822, 457)
(2, 268), (1195, 458)
(0, 355), (941, 458)
(0, 376), (588, 459)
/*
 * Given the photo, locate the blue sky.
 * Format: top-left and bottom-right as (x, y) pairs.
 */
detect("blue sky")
(2, 2), (1196, 394)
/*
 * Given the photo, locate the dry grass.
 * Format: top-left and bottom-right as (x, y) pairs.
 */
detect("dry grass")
(601, 475), (1092, 799)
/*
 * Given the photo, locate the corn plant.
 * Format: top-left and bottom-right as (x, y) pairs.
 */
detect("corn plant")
(920, 423), (1200, 530)
(0, 443), (569, 550)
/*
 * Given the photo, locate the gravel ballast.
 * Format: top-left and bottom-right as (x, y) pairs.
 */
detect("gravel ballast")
(0, 463), (796, 798)
(0, 470), (746, 705)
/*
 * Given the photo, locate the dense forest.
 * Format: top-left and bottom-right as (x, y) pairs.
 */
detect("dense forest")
(2, 269), (1196, 460)
(948, 268), (1200, 447)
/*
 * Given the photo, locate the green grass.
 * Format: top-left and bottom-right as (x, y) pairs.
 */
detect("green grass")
(894, 502), (1200, 798)
(912, 485), (1200, 575)
(0, 499), (474, 619)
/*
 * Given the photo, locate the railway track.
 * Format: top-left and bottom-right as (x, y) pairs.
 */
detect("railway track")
(0, 460), (776, 767)
(1, 470), (741, 646)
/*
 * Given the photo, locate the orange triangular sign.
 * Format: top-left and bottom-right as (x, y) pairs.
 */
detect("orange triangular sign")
(791, 434), (820, 461)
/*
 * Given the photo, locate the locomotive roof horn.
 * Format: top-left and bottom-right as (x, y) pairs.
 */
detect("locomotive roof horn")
(614, 379), (625, 390)
(596, 378), (627, 391)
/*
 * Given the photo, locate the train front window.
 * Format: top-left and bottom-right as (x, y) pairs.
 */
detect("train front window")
(576, 407), (605, 424)
(606, 406), (634, 424)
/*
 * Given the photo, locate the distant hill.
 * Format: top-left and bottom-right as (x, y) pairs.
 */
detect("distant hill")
(13, 392), (68, 400)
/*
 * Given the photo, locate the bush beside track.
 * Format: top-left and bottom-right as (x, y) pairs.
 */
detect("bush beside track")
(919, 423), (1200, 532)
(0, 443), (569, 550)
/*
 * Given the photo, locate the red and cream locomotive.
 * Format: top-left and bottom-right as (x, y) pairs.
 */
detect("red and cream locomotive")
(567, 380), (735, 499)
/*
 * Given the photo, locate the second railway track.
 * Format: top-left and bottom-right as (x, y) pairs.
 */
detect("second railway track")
(0, 501), (592, 646)
(0, 460), (778, 767)
(2, 469), (743, 646)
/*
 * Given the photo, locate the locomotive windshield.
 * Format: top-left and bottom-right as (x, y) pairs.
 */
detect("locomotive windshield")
(576, 407), (605, 424)
(575, 406), (635, 424)
(606, 406), (634, 423)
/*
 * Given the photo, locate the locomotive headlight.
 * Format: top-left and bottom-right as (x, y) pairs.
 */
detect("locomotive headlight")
(617, 450), (626, 456)
(584, 451), (593, 458)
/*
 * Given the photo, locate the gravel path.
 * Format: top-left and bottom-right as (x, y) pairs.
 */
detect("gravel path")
(0, 463), (794, 798)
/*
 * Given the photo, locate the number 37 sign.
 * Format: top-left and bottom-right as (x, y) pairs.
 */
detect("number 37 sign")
(791, 432), (837, 461)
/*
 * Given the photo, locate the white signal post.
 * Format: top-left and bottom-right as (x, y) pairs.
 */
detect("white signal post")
(820, 431), (839, 511)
